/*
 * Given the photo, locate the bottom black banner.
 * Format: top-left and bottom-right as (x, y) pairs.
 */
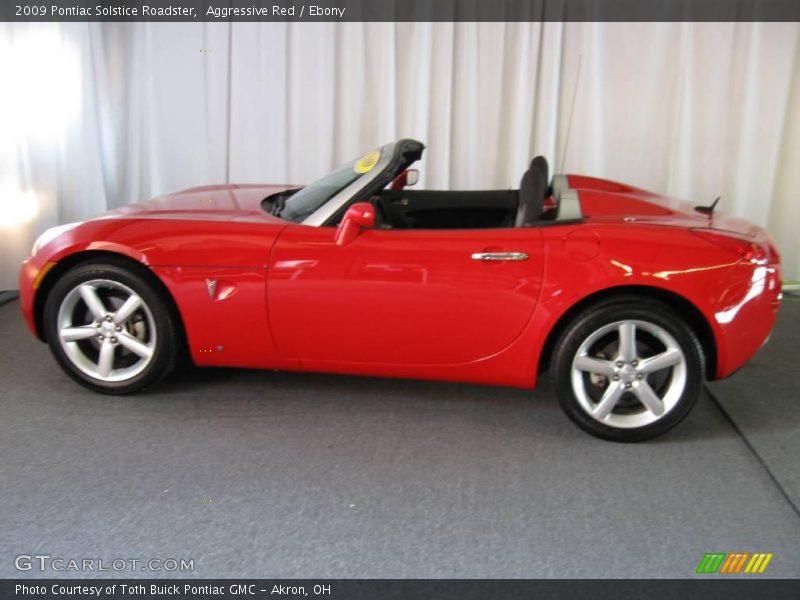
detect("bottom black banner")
(2, 579), (800, 600)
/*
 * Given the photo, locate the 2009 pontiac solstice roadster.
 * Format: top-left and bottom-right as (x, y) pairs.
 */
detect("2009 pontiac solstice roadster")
(20, 139), (782, 441)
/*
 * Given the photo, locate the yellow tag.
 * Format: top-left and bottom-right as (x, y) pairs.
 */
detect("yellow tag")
(354, 150), (380, 174)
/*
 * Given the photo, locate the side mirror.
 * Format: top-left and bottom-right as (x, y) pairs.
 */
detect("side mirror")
(405, 169), (419, 187)
(335, 202), (375, 246)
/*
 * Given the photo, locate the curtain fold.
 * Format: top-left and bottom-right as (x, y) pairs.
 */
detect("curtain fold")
(1, 22), (798, 289)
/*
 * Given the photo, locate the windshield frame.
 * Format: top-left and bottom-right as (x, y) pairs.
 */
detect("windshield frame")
(301, 139), (422, 227)
(271, 159), (367, 223)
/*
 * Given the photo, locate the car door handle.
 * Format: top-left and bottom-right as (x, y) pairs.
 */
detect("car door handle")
(471, 252), (529, 261)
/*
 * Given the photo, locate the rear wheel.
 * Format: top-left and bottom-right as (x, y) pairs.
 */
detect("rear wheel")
(551, 297), (704, 442)
(43, 261), (178, 394)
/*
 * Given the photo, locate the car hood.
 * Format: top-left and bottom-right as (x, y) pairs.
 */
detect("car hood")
(105, 183), (295, 223)
(568, 174), (761, 238)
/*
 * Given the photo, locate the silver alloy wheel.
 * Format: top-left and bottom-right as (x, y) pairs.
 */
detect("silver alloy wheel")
(570, 319), (687, 429)
(56, 279), (157, 383)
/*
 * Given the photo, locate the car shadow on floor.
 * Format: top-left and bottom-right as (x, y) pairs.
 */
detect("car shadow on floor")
(138, 362), (736, 445)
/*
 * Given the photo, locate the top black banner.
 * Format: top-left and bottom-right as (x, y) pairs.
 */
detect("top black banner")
(4, 0), (800, 22)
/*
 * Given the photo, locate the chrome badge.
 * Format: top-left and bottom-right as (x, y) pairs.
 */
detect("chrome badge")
(206, 279), (217, 299)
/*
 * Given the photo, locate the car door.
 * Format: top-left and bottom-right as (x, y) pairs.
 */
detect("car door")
(267, 225), (544, 365)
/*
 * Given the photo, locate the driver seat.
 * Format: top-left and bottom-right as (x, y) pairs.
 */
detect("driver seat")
(515, 156), (549, 227)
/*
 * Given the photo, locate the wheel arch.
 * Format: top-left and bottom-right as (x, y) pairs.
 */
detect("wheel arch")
(537, 285), (717, 381)
(33, 250), (188, 359)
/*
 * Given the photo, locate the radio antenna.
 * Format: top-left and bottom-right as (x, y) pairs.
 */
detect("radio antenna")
(559, 53), (583, 173)
(695, 196), (721, 215)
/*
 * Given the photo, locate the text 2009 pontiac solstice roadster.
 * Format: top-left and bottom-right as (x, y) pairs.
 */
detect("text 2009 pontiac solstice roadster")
(19, 139), (782, 441)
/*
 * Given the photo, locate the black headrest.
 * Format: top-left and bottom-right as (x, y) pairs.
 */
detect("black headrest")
(515, 156), (549, 227)
(530, 155), (548, 185)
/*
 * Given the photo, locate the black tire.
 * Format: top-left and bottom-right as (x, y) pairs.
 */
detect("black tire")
(551, 296), (704, 442)
(43, 260), (178, 394)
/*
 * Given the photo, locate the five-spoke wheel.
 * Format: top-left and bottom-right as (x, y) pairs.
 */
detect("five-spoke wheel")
(44, 261), (178, 394)
(553, 297), (703, 442)
(57, 280), (157, 382)
(571, 320), (687, 428)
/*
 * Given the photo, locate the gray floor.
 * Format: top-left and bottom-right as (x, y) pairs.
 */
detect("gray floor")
(1, 296), (799, 579)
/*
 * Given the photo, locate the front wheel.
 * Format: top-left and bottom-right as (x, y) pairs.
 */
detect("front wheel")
(43, 261), (178, 394)
(551, 297), (705, 442)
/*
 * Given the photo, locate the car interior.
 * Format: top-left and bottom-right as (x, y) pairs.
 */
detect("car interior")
(372, 156), (554, 230)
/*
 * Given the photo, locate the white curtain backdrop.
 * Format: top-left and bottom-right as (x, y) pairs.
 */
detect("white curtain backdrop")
(1, 22), (798, 290)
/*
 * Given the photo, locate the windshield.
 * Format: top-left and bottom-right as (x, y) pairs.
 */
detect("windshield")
(275, 149), (382, 223)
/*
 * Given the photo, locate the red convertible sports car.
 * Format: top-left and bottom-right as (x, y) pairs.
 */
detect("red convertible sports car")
(19, 139), (782, 441)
